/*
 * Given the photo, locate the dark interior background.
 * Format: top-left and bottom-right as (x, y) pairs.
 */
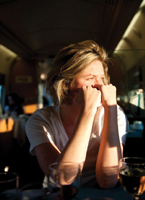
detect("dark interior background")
(0, 0), (145, 188)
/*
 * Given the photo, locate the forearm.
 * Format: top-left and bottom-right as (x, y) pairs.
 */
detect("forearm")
(34, 142), (61, 176)
(96, 105), (122, 188)
(57, 108), (95, 164)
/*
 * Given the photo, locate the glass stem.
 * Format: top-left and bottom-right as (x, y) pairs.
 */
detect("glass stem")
(132, 197), (139, 200)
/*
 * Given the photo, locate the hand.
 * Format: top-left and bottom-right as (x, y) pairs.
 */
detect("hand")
(100, 84), (117, 107)
(73, 85), (101, 113)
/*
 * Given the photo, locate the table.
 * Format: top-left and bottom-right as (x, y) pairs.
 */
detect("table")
(18, 185), (145, 200)
(0, 118), (14, 157)
(0, 115), (28, 160)
(76, 185), (132, 200)
(2, 185), (145, 200)
(0, 116), (28, 146)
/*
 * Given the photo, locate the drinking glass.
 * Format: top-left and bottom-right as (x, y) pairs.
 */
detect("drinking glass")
(45, 162), (81, 200)
(119, 157), (145, 200)
(83, 198), (114, 200)
(0, 172), (19, 200)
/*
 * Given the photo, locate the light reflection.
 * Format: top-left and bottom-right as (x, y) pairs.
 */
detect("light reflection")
(43, 126), (61, 153)
(0, 117), (14, 133)
(4, 166), (9, 172)
(115, 0), (145, 50)
(40, 73), (47, 80)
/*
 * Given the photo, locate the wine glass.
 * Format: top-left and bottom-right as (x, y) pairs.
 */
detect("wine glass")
(0, 172), (19, 200)
(119, 157), (145, 200)
(46, 162), (81, 200)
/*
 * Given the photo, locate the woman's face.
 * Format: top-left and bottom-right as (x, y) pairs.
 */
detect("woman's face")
(69, 60), (105, 96)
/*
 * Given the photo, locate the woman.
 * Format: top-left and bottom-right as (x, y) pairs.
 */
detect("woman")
(25, 40), (128, 189)
(4, 92), (24, 117)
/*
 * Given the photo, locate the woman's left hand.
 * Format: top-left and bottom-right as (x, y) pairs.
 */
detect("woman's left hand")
(100, 84), (117, 107)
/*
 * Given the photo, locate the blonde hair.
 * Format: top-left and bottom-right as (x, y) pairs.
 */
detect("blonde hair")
(45, 40), (110, 105)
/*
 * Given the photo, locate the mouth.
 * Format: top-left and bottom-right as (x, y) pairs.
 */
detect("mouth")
(92, 85), (100, 90)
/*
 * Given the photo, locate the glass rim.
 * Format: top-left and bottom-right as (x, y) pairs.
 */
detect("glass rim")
(83, 197), (114, 200)
(120, 157), (145, 165)
(49, 162), (81, 170)
(0, 172), (19, 184)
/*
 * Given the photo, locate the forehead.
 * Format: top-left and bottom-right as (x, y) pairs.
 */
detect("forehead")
(82, 60), (104, 75)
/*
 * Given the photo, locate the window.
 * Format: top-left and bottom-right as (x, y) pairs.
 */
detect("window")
(0, 85), (5, 113)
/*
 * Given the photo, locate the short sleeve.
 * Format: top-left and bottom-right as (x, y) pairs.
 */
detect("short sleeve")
(117, 105), (129, 145)
(25, 109), (55, 155)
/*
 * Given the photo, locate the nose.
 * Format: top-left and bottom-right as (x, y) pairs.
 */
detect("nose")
(91, 77), (103, 89)
(95, 77), (103, 85)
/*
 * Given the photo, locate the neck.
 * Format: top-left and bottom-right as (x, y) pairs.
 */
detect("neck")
(60, 103), (80, 126)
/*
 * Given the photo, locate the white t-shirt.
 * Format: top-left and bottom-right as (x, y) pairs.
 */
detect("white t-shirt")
(25, 105), (128, 187)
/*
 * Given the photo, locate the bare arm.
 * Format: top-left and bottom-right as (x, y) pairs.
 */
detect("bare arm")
(57, 86), (101, 164)
(34, 142), (61, 176)
(34, 106), (95, 175)
(34, 86), (101, 174)
(96, 84), (123, 189)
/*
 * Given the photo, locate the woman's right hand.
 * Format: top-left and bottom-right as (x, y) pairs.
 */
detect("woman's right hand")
(73, 85), (101, 114)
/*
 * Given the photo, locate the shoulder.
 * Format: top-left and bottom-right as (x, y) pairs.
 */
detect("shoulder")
(31, 105), (58, 117)
(4, 105), (9, 110)
(26, 106), (59, 128)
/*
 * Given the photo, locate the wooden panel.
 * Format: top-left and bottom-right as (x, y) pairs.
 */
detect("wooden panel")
(10, 59), (38, 107)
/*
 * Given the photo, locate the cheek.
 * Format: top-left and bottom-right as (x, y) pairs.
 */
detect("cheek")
(70, 79), (94, 90)
(70, 80), (84, 90)
(69, 80), (84, 99)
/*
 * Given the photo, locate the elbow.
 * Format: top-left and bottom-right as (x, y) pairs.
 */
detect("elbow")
(97, 178), (118, 189)
(96, 172), (119, 189)
(96, 165), (119, 189)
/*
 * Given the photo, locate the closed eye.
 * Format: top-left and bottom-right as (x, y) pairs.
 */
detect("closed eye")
(101, 76), (105, 80)
(86, 76), (94, 80)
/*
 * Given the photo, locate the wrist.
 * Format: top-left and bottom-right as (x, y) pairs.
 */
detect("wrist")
(103, 104), (117, 113)
(102, 100), (117, 107)
(80, 105), (96, 117)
